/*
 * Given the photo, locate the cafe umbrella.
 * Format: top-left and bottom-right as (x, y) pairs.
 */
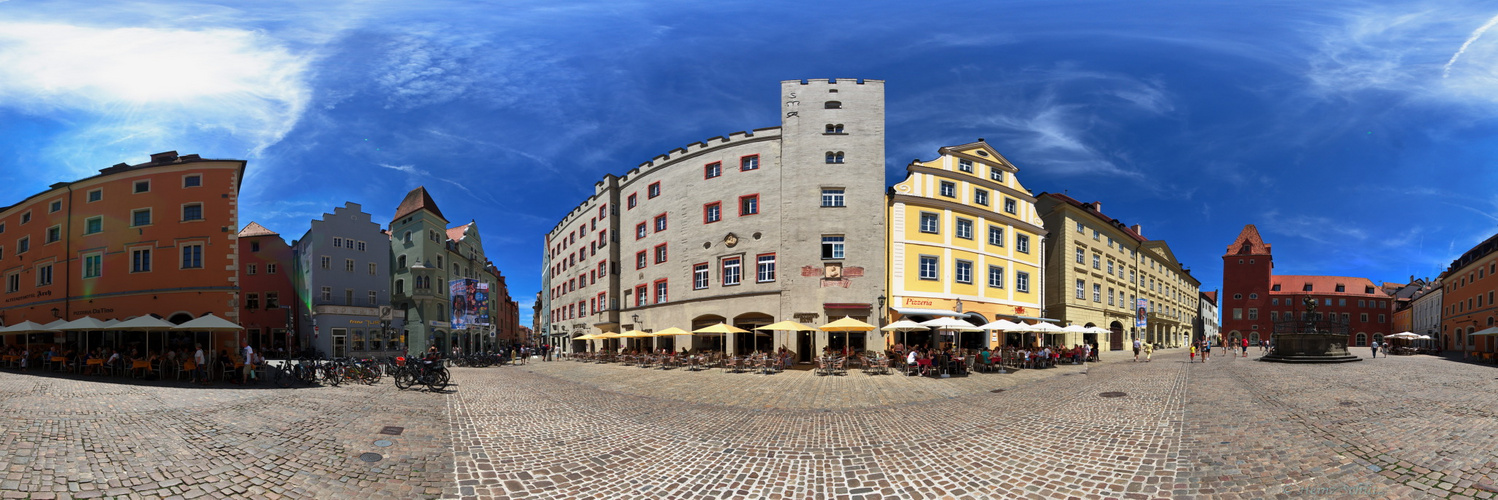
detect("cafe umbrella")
(880, 319), (928, 349)
(820, 317), (877, 355)
(754, 320), (817, 354)
(693, 323), (749, 355)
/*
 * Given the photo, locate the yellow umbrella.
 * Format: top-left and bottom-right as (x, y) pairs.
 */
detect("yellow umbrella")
(652, 327), (690, 337)
(819, 317), (876, 331)
(755, 320), (818, 332)
(693, 323), (749, 334)
(575, 333), (597, 340)
(619, 330), (652, 338)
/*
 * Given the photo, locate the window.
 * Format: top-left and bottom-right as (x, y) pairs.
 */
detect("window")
(131, 248), (151, 273)
(741, 155), (759, 171)
(693, 263), (709, 289)
(369, 291), (379, 306)
(182, 203), (203, 221)
(636, 251), (647, 269)
(48, 200), (61, 213)
(825, 151), (845, 164)
(132, 208), (152, 227)
(636, 222), (647, 239)
(988, 265), (1004, 288)
(268, 263), (277, 274)
(246, 293), (260, 310)
(134, 180), (150, 193)
(988, 226), (1004, 246)
(704, 202), (722, 223)
(757, 254), (776, 282)
(1248, 308), (1258, 320)
(824, 124), (844, 134)
(654, 214), (667, 232)
(919, 212), (939, 233)
(990, 167), (1004, 182)
(958, 159), (973, 172)
(321, 287), (332, 301)
(635, 285), (648, 306)
(821, 189), (845, 207)
(1076, 221), (1085, 233)
(655, 280), (668, 303)
(654, 243), (667, 263)
(1076, 279), (1086, 299)
(83, 253), (101, 279)
(955, 218), (973, 239)
(1251, 293), (1260, 300)
(333, 237), (343, 248)
(1232, 308), (1242, 320)
(939, 181), (955, 197)
(181, 244), (203, 269)
(183, 174), (201, 188)
(16, 236), (28, 254)
(369, 262), (378, 275)
(1004, 198), (1017, 214)
(4, 273), (15, 293)
(628, 193), (638, 208)
(1092, 254), (1100, 269)
(1108, 287), (1115, 305)
(648, 182), (661, 198)
(919, 256), (938, 280)
(87, 189), (102, 202)
(345, 289), (354, 306)
(723, 257), (742, 286)
(1016, 234), (1030, 253)
(955, 260), (973, 284)
(1360, 313), (1369, 322)
(739, 195), (758, 216)
(1303, 284), (1313, 291)
(1094, 284), (1102, 302)
(973, 189), (988, 206)
(821, 235), (845, 259)
(357, 241), (366, 252)
(825, 101), (841, 109)
(35, 264), (52, 286)
(1378, 314), (1386, 322)
(19, 212), (29, 224)
(1016, 272), (1030, 293)
(247, 264), (258, 275)
(320, 256), (330, 269)
(1335, 284), (1345, 292)
(598, 229), (608, 248)
(46, 225), (60, 244)
(1107, 260), (1114, 274)
(1270, 311), (1278, 321)
(704, 162), (722, 179)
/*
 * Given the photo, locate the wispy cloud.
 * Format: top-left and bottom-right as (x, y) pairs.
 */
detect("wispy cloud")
(1306, 4), (1498, 107)
(378, 163), (427, 175)
(1443, 12), (1498, 77)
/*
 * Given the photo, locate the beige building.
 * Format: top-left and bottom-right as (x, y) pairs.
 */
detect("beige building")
(886, 140), (1047, 349)
(544, 79), (888, 363)
(1036, 194), (1200, 350)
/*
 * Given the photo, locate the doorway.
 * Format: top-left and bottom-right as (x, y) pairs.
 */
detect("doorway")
(332, 328), (347, 358)
(1109, 321), (1125, 350)
(797, 331), (813, 363)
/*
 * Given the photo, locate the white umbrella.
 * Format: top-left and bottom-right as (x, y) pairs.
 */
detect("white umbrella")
(919, 317), (982, 331)
(57, 317), (110, 331)
(880, 319), (927, 332)
(172, 314), (244, 331)
(977, 319), (1025, 331)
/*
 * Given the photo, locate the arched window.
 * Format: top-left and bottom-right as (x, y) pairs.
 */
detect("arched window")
(825, 152), (844, 164)
(1355, 333), (1367, 346)
(403, 231), (412, 243)
(397, 255), (406, 269)
(395, 279), (404, 294)
(825, 101), (841, 109)
(825, 124), (844, 134)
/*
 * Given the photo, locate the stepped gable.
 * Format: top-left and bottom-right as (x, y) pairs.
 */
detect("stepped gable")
(237, 221), (278, 237)
(1226, 224), (1271, 256)
(392, 186), (446, 222)
(447, 222), (472, 242)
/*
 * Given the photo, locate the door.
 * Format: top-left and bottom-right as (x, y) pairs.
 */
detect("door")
(797, 332), (813, 363)
(1109, 323), (1124, 351)
(332, 329), (347, 358)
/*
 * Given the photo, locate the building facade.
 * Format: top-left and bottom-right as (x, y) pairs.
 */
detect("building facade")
(1410, 277), (1443, 347)
(1222, 225), (1393, 347)
(292, 202), (403, 358)
(1439, 233), (1498, 356)
(544, 78), (888, 361)
(886, 140), (1046, 349)
(237, 222), (298, 354)
(0, 151), (244, 332)
(389, 187), (509, 355)
(1195, 290), (1219, 344)
(1036, 194), (1199, 350)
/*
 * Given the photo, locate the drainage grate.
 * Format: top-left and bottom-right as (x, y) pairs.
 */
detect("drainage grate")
(359, 453), (383, 462)
(379, 426), (404, 436)
(1099, 392), (1127, 398)
(374, 440), (394, 448)
(990, 389), (1005, 393)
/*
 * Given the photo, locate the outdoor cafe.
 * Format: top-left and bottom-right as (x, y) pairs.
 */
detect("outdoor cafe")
(0, 313), (250, 381)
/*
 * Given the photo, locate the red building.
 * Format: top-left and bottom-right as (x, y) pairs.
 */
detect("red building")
(237, 222), (298, 354)
(1222, 225), (1393, 347)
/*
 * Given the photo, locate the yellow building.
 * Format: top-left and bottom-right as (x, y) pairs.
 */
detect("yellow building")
(886, 140), (1047, 348)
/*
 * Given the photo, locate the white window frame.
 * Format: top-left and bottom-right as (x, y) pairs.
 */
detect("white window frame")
(180, 242), (204, 269)
(987, 265), (1004, 288)
(82, 252), (102, 279)
(954, 260), (973, 284)
(988, 226), (1003, 246)
(821, 235), (845, 260)
(821, 188), (845, 207)
(723, 257), (742, 286)
(918, 255), (939, 280)
(84, 216), (103, 235)
(1016, 272), (1030, 293)
(693, 263), (709, 290)
(756, 254), (776, 283)
(1076, 279), (1085, 299)
(955, 218), (973, 240)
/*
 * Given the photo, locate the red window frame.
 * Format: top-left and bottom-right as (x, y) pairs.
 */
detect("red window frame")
(703, 202), (722, 224)
(635, 285), (648, 306)
(598, 260), (607, 278)
(654, 243), (668, 264)
(648, 182), (661, 199)
(654, 279), (668, 303)
(756, 252), (776, 283)
(627, 193), (638, 209)
(704, 162), (722, 179)
(654, 213), (667, 232)
(597, 229), (607, 247)
(722, 256), (742, 286)
(739, 194), (759, 216)
(589, 297), (596, 314)
(597, 292), (607, 312)
(599, 204), (607, 219)
(636, 250), (648, 269)
(740, 154), (759, 171)
(636, 222), (647, 240)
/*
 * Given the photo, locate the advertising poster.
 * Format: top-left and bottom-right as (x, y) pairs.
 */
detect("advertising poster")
(450, 279), (491, 330)
(476, 282), (491, 326)
(1135, 298), (1148, 331)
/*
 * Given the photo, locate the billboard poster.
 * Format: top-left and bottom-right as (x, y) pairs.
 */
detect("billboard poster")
(476, 282), (491, 326)
(1135, 298), (1148, 331)
(450, 279), (492, 330)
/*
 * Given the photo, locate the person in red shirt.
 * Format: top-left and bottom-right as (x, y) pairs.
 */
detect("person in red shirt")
(1241, 337), (1249, 357)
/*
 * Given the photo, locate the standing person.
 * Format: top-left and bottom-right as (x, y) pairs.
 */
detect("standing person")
(1370, 341), (1378, 358)
(1202, 338), (1211, 362)
(193, 344), (207, 385)
(1242, 337), (1250, 357)
(1144, 342), (1154, 362)
(1132, 338), (1142, 362)
(1189, 343), (1196, 363)
(240, 341), (255, 384)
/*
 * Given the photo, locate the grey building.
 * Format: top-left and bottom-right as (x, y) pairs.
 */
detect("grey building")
(293, 202), (404, 358)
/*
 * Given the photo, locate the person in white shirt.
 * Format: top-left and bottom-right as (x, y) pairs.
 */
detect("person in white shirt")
(240, 341), (254, 384)
(194, 344), (207, 384)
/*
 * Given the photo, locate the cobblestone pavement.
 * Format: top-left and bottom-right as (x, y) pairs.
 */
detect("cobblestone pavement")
(4, 350), (1496, 499)
(0, 371), (453, 499)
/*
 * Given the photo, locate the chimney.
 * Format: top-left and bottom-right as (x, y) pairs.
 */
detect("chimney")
(1131, 224), (1143, 236)
(1091, 201), (1101, 212)
(150, 151), (179, 164)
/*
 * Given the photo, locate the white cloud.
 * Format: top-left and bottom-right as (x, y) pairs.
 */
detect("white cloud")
(1306, 5), (1498, 107)
(1443, 12), (1498, 77)
(378, 163), (427, 175)
(0, 21), (311, 172)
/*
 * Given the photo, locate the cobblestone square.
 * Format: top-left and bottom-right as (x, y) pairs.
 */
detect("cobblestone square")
(1, 351), (1495, 499)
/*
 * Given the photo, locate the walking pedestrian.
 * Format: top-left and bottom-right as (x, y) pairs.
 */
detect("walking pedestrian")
(1132, 338), (1142, 362)
(1241, 337), (1249, 357)
(1144, 342), (1153, 362)
(1203, 339), (1211, 362)
(1371, 341), (1378, 358)
(1189, 343), (1196, 363)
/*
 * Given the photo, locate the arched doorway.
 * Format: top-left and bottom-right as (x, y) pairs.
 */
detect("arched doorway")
(1355, 333), (1367, 347)
(692, 315), (727, 353)
(1372, 333), (1384, 346)
(1249, 332), (1260, 344)
(1109, 321), (1124, 351)
(733, 312), (775, 354)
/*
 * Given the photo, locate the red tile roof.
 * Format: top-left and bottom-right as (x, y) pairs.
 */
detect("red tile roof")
(237, 221), (278, 237)
(392, 186), (446, 222)
(446, 223), (471, 242)
(1226, 225), (1271, 256)
(1269, 275), (1385, 297)
(1202, 291), (1218, 304)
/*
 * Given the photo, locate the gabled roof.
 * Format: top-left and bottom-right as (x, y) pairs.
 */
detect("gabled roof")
(1226, 225), (1271, 256)
(1202, 291), (1218, 305)
(1038, 192), (1146, 243)
(1269, 275), (1384, 297)
(237, 221), (279, 237)
(936, 139), (1019, 172)
(392, 186), (447, 222)
(446, 222), (472, 242)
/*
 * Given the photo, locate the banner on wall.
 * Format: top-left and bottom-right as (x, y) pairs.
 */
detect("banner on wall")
(1135, 298), (1148, 331)
(450, 279), (492, 330)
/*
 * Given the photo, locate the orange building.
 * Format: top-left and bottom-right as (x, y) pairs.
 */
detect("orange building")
(0, 151), (245, 331)
(1440, 232), (1498, 356)
(237, 221), (298, 354)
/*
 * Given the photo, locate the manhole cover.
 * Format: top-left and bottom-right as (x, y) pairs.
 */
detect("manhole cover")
(374, 440), (394, 448)
(990, 389), (1005, 393)
(359, 453), (382, 462)
(1099, 392), (1127, 398)
(379, 426), (404, 436)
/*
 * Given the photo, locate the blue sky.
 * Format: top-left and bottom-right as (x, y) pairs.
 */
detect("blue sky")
(2, 0), (1497, 328)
